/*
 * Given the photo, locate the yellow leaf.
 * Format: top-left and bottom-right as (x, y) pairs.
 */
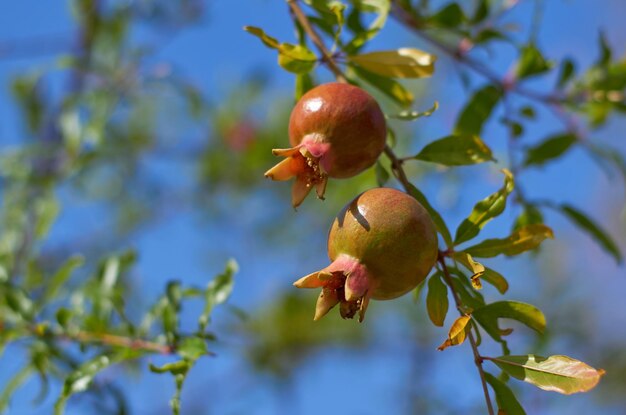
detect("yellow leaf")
(348, 48), (436, 78)
(438, 315), (471, 351)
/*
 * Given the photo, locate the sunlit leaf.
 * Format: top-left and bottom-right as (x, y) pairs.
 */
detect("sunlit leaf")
(388, 101), (438, 120)
(465, 224), (554, 258)
(513, 204), (543, 232)
(437, 315), (470, 351)
(523, 133), (576, 167)
(413, 134), (494, 166)
(452, 252), (484, 290)
(455, 169), (514, 245)
(244, 26), (317, 74)
(473, 301), (546, 342)
(559, 204), (622, 263)
(455, 85), (502, 135)
(484, 372), (527, 415)
(41, 255), (85, 306)
(426, 273), (448, 327)
(350, 66), (414, 106)
(347, 48), (436, 78)
(487, 355), (605, 394)
(481, 268), (509, 294)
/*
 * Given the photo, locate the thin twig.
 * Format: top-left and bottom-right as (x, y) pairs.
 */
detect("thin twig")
(287, 0), (348, 83)
(437, 254), (495, 415)
(31, 326), (174, 355)
(389, 1), (563, 105)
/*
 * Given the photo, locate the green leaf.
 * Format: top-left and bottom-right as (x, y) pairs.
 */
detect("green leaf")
(374, 161), (390, 186)
(406, 183), (453, 248)
(516, 43), (553, 79)
(426, 273), (448, 327)
(487, 355), (605, 394)
(437, 315), (471, 351)
(178, 337), (209, 361)
(451, 251), (485, 290)
(199, 259), (237, 331)
(455, 85), (502, 135)
(465, 224), (554, 258)
(347, 48), (436, 78)
(430, 3), (466, 27)
(243, 26), (280, 49)
(556, 58), (576, 88)
(597, 30), (612, 67)
(54, 355), (116, 415)
(244, 26), (317, 74)
(0, 364), (32, 411)
(523, 133), (576, 167)
(34, 193), (60, 239)
(350, 66), (414, 107)
(559, 204), (622, 263)
(413, 134), (494, 166)
(519, 106), (536, 119)
(41, 255), (84, 305)
(344, 0), (390, 53)
(149, 360), (190, 375)
(295, 72), (314, 101)
(513, 205), (544, 232)
(277, 43), (317, 74)
(473, 301), (546, 342)
(454, 169), (514, 245)
(388, 101), (438, 120)
(481, 268), (509, 294)
(484, 372), (527, 415)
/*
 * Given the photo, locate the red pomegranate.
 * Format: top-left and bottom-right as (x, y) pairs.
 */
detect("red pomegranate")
(294, 187), (439, 322)
(265, 83), (387, 207)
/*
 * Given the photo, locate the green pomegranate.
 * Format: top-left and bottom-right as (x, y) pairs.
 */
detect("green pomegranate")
(294, 187), (439, 322)
(265, 82), (386, 208)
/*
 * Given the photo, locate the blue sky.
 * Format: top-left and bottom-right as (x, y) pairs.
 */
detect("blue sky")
(1, 1), (625, 414)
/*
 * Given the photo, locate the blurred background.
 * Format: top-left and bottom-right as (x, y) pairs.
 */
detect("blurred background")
(0, 0), (625, 414)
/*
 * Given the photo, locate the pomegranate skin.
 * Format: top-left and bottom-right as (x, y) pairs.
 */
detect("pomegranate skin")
(294, 187), (439, 321)
(265, 83), (387, 208)
(288, 82), (387, 179)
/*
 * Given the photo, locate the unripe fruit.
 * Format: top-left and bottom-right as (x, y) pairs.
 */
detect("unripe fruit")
(294, 187), (438, 322)
(265, 82), (387, 208)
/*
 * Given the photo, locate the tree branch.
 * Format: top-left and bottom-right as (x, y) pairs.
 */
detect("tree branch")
(287, 0), (348, 83)
(437, 254), (495, 415)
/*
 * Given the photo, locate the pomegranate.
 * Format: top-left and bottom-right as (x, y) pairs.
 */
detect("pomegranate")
(294, 187), (438, 322)
(265, 82), (387, 207)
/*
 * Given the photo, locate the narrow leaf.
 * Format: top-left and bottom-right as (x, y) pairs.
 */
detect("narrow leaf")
(426, 273), (448, 327)
(199, 259), (238, 331)
(559, 204), (622, 263)
(437, 315), (471, 351)
(414, 134), (494, 166)
(473, 301), (546, 342)
(484, 372), (527, 415)
(347, 48), (436, 78)
(465, 224), (554, 258)
(406, 183), (453, 247)
(481, 267), (509, 294)
(41, 255), (84, 305)
(388, 101), (438, 120)
(455, 169), (514, 245)
(455, 85), (502, 135)
(243, 26), (280, 49)
(487, 355), (605, 394)
(523, 133), (576, 167)
(556, 58), (576, 88)
(350, 65), (414, 106)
